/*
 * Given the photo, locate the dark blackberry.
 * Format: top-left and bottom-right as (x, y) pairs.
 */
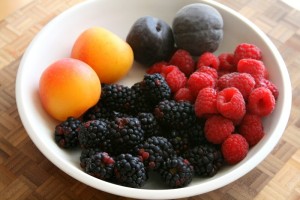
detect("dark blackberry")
(142, 73), (171, 105)
(137, 112), (162, 138)
(78, 119), (112, 152)
(100, 84), (135, 114)
(54, 117), (82, 148)
(80, 148), (102, 169)
(108, 117), (144, 155)
(183, 144), (223, 177)
(154, 100), (197, 130)
(84, 152), (115, 180)
(131, 82), (153, 113)
(82, 101), (114, 121)
(187, 120), (207, 147)
(159, 156), (194, 188)
(114, 153), (147, 188)
(133, 136), (176, 170)
(167, 130), (190, 155)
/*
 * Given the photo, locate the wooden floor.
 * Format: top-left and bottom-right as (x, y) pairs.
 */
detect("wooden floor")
(0, 0), (34, 20)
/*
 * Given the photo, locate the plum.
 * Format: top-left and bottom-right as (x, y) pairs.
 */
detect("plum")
(126, 16), (175, 66)
(172, 3), (223, 56)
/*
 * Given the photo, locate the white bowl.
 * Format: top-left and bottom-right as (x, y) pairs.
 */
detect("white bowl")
(15, 0), (292, 199)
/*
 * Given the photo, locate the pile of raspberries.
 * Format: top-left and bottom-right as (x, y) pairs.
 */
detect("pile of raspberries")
(54, 43), (278, 189)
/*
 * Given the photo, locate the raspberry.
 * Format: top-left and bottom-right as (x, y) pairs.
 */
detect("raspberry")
(217, 72), (255, 99)
(204, 115), (234, 144)
(238, 114), (264, 147)
(163, 66), (187, 93)
(168, 49), (195, 76)
(237, 58), (267, 80)
(146, 61), (168, 74)
(233, 43), (262, 65)
(173, 87), (195, 103)
(196, 66), (218, 80)
(197, 52), (220, 70)
(218, 53), (235, 71)
(255, 78), (279, 100)
(187, 71), (216, 98)
(194, 88), (218, 118)
(247, 87), (275, 117)
(221, 134), (249, 165)
(217, 87), (246, 123)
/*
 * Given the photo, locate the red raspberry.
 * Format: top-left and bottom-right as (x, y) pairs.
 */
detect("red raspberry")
(237, 58), (267, 80)
(204, 115), (234, 144)
(197, 52), (220, 70)
(238, 114), (264, 147)
(196, 66), (218, 80)
(194, 88), (218, 118)
(221, 134), (249, 165)
(169, 49), (195, 76)
(247, 87), (275, 117)
(217, 87), (246, 123)
(174, 87), (195, 103)
(146, 61), (168, 74)
(187, 71), (216, 98)
(233, 43), (262, 65)
(217, 72), (255, 100)
(255, 78), (279, 100)
(218, 53), (235, 71)
(164, 66), (187, 93)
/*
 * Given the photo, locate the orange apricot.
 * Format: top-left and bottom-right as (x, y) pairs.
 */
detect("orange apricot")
(39, 58), (101, 121)
(71, 27), (134, 84)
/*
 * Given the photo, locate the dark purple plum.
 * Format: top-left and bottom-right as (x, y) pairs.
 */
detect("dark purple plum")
(126, 16), (175, 66)
(172, 3), (223, 56)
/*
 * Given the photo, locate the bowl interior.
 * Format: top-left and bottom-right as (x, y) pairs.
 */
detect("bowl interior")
(16, 0), (291, 199)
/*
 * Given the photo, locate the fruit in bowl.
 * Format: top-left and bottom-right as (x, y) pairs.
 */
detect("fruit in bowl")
(16, 0), (291, 199)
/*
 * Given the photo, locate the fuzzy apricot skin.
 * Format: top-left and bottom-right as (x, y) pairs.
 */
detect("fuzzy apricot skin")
(39, 58), (101, 121)
(71, 27), (134, 84)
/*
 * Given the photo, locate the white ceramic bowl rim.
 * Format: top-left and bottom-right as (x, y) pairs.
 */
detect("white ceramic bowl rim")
(15, 0), (292, 199)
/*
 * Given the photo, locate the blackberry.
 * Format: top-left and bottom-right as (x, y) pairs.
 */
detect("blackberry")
(131, 82), (153, 113)
(137, 112), (162, 138)
(78, 119), (112, 152)
(82, 101), (114, 121)
(80, 148), (102, 168)
(133, 136), (176, 170)
(183, 144), (223, 177)
(154, 100), (197, 130)
(142, 73), (171, 105)
(84, 152), (115, 180)
(108, 117), (144, 155)
(167, 130), (190, 155)
(100, 84), (135, 114)
(114, 153), (147, 188)
(54, 117), (82, 148)
(159, 156), (194, 188)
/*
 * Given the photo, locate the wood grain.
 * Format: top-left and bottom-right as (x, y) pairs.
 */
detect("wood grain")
(0, 0), (300, 199)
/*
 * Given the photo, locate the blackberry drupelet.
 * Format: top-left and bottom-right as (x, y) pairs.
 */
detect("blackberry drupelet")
(108, 117), (144, 155)
(78, 119), (112, 152)
(133, 136), (176, 170)
(84, 152), (115, 180)
(131, 82), (153, 113)
(114, 153), (147, 188)
(100, 84), (135, 114)
(154, 100), (197, 130)
(142, 73), (171, 105)
(137, 112), (162, 138)
(54, 117), (82, 148)
(183, 144), (223, 177)
(159, 156), (194, 188)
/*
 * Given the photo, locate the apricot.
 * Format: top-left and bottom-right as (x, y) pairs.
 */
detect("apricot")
(39, 58), (101, 121)
(71, 27), (134, 84)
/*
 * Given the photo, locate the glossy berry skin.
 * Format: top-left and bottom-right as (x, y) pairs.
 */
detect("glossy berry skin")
(194, 87), (218, 118)
(172, 3), (223, 56)
(233, 43), (262, 65)
(126, 16), (175, 66)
